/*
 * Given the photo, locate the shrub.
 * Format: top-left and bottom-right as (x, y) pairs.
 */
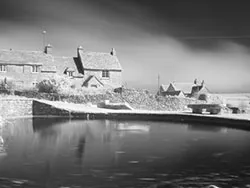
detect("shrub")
(37, 75), (75, 94)
(198, 93), (208, 101)
(37, 79), (58, 93)
(238, 100), (249, 112)
(0, 77), (15, 94)
(205, 93), (225, 104)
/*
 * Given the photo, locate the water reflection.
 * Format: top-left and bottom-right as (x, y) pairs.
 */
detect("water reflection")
(0, 118), (249, 187)
(187, 124), (228, 133)
(0, 135), (6, 159)
(0, 120), (7, 159)
(115, 122), (150, 133)
(76, 135), (86, 163)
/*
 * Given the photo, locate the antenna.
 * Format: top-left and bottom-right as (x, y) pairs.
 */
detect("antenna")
(158, 74), (160, 91)
(42, 30), (47, 51)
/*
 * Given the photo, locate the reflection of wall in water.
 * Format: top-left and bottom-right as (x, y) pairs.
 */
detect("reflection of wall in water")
(0, 136), (4, 153)
(187, 124), (228, 133)
(32, 118), (69, 132)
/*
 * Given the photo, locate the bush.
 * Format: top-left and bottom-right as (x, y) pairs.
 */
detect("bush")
(37, 79), (58, 93)
(37, 75), (75, 94)
(206, 94), (225, 104)
(0, 77), (15, 94)
(238, 101), (249, 112)
(198, 93), (208, 101)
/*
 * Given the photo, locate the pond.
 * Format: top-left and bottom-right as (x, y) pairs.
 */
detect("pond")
(0, 118), (250, 187)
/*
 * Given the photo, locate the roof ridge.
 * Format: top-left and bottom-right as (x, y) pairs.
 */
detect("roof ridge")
(78, 50), (121, 70)
(0, 49), (43, 53)
(54, 56), (72, 58)
(80, 51), (112, 55)
(172, 82), (194, 84)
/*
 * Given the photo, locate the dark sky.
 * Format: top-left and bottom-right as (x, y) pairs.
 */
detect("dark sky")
(0, 0), (250, 92)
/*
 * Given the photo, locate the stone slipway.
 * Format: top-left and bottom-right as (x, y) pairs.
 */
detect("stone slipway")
(33, 99), (250, 131)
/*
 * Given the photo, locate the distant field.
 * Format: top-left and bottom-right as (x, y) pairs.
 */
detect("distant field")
(218, 93), (250, 99)
(217, 93), (250, 108)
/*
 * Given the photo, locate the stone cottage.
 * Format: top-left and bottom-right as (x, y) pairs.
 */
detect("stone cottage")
(74, 46), (122, 88)
(0, 45), (122, 89)
(159, 79), (209, 98)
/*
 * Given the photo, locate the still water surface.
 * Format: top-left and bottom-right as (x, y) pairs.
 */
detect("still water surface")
(0, 118), (250, 187)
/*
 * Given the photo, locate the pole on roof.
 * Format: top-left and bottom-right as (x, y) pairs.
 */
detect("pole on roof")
(158, 73), (160, 92)
(42, 30), (47, 51)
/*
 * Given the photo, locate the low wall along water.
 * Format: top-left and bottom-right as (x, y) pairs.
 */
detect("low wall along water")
(1, 97), (250, 131)
(0, 98), (33, 117)
(0, 98), (71, 117)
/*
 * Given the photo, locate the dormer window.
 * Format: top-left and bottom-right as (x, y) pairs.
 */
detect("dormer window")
(65, 71), (73, 77)
(32, 65), (39, 73)
(102, 70), (109, 78)
(0, 65), (6, 72)
(64, 67), (74, 77)
(68, 71), (73, 77)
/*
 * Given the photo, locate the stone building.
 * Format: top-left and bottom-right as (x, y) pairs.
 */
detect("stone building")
(75, 46), (122, 88)
(159, 79), (209, 98)
(0, 45), (122, 89)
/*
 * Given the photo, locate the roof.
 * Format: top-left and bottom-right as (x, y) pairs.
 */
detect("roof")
(171, 82), (195, 94)
(82, 75), (104, 87)
(0, 49), (53, 65)
(0, 49), (78, 74)
(199, 85), (210, 93)
(41, 66), (57, 72)
(160, 84), (169, 92)
(78, 51), (122, 70)
(52, 56), (77, 73)
(165, 90), (184, 96)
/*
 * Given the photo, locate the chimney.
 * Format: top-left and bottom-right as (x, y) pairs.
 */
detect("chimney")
(110, 48), (116, 56)
(44, 44), (52, 54)
(77, 46), (84, 57)
(201, 80), (205, 86)
(194, 78), (197, 85)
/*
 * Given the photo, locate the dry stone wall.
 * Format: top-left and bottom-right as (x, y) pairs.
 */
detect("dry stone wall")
(17, 88), (205, 111)
(32, 100), (70, 116)
(0, 97), (33, 117)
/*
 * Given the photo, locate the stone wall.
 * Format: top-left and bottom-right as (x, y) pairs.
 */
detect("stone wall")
(0, 98), (71, 117)
(32, 100), (70, 117)
(107, 71), (122, 86)
(0, 97), (33, 117)
(17, 88), (205, 111)
(0, 65), (56, 89)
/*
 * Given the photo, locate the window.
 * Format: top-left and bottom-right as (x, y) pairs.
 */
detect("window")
(32, 65), (39, 73)
(0, 65), (6, 72)
(32, 81), (38, 86)
(66, 71), (73, 77)
(102, 70), (110, 78)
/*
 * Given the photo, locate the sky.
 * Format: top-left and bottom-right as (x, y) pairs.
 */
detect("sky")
(0, 0), (250, 93)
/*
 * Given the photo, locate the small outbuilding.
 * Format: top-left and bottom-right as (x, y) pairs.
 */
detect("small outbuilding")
(159, 79), (209, 98)
(82, 75), (104, 88)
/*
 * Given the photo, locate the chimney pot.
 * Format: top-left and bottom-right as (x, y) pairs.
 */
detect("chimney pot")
(44, 44), (52, 54)
(77, 46), (84, 51)
(201, 80), (205, 86)
(110, 48), (116, 56)
(77, 46), (84, 57)
(194, 78), (198, 85)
